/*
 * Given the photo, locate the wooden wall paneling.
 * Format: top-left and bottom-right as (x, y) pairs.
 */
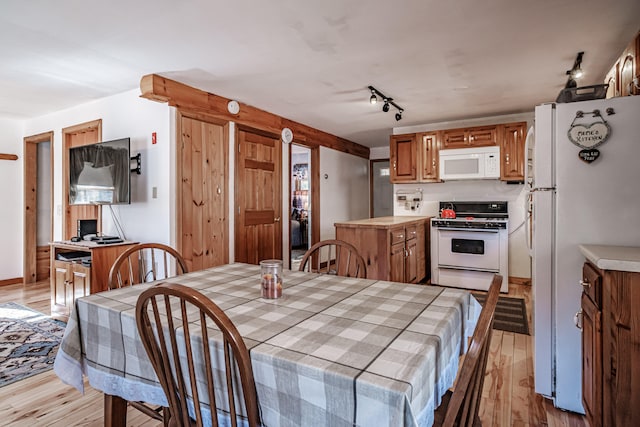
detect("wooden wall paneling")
(177, 113), (228, 272)
(191, 117), (204, 272)
(140, 74), (369, 160)
(36, 246), (50, 281)
(179, 115), (194, 270)
(62, 120), (102, 240)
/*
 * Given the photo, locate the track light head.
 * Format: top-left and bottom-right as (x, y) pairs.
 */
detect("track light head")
(367, 85), (404, 119)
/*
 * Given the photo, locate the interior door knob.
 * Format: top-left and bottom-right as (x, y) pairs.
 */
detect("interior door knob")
(274, 217), (281, 222)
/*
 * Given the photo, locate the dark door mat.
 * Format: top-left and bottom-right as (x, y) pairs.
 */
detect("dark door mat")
(472, 294), (529, 335)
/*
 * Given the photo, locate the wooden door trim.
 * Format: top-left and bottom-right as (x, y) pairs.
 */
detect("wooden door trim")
(23, 131), (54, 284)
(175, 110), (229, 265)
(288, 144), (320, 256)
(310, 147), (319, 246)
(62, 119), (102, 239)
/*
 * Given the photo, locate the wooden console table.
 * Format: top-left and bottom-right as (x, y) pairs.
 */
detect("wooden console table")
(49, 240), (138, 318)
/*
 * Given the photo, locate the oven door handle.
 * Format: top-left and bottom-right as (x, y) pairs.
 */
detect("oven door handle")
(438, 265), (500, 273)
(434, 227), (501, 233)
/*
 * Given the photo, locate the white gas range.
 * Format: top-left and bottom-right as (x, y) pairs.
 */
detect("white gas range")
(430, 201), (509, 293)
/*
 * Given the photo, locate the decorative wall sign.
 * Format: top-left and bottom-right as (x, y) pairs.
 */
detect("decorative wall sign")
(567, 109), (611, 149)
(579, 149), (600, 163)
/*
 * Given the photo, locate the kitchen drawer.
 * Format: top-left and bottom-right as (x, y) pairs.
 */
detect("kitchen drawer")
(582, 262), (602, 308)
(405, 224), (418, 240)
(390, 228), (406, 245)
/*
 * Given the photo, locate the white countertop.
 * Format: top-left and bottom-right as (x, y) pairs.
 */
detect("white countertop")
(579, 244), (640, 273)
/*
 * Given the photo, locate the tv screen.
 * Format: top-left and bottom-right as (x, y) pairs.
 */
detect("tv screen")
(69, 138), (131, 205)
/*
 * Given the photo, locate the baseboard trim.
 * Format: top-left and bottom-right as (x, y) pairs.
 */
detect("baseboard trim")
(509, 276), (531, 286)
(0, 277), (23, 287)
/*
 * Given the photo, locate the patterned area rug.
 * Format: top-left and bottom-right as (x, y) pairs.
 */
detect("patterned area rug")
(0, 302), (66, 387)
(472, 294), (529, 335)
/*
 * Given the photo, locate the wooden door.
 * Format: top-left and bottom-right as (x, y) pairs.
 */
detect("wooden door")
(62, 121), (101, 240)
(501, 122), (526, 181)
(581, 292), (602, 427)
(390, 134), (417, 183)
(235, 129), (282, 264)
(419, 132), (439, 181)
(178, 115), (228, 272)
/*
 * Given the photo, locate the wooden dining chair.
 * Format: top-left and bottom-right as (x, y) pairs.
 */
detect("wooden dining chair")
(433, 274), (503, 427)
(108, 242), (188, 290)
(107, 243), (188, 422)
(136, 282), (261, 427)
(298, 239), (367, 278)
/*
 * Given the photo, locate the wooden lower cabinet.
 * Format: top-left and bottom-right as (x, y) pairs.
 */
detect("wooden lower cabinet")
(581, 260), (640, 427)
(335, 216), (429, 283)
(50, 241), (138, 318)
(52, 260), (91, 317)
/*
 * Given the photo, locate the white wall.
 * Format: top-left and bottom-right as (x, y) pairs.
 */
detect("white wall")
(0, 118), (25, 280)
(24, 89), (174, 246)
(36, 142), (52, 245)
(7, 89), (369, 281)
(319, 147), (369, 241)
(391, 112), (534, 279)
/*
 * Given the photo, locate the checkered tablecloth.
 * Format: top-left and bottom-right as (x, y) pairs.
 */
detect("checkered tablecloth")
(54, 263), (478, 427)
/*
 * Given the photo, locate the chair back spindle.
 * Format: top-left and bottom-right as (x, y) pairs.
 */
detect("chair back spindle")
(136, 283), (260, 427)
(299, 239), (366, 278)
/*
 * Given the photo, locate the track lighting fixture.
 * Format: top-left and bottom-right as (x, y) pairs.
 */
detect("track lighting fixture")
(564, 52), (584, 88)
(369, 89), (377, 104)
(367, 85), (404, 120)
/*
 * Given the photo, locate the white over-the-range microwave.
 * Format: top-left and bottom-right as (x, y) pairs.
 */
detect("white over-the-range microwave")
(438, 146), (500, 180)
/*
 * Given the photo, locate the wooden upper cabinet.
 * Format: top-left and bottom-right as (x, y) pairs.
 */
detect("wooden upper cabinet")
(390, 133), (417, 183)
(442, 125), (497, 148)
(500, 122), (527, 182)
(604, 30), (639, 97)
(468, 125), (498, 146)
(442, 128), (467, 148)
(419, 132), (439, 181)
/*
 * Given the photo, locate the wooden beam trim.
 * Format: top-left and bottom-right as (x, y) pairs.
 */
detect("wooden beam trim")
(0, 153), (18, 161)
(140, 74), (370, 159)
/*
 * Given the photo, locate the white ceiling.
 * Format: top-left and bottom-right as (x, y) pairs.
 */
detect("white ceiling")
(1, 1), (638, 148)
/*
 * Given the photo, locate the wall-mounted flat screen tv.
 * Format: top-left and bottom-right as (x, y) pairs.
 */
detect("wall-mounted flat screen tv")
(69, 138), (130, 205)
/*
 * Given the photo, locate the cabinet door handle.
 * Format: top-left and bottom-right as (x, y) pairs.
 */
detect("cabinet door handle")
(574, 309), (583, 330)
(579, 279), (591, 293)
(505, 153), (510, 164)
(393, 160), (397, 170)
(274, 217), (281, 222)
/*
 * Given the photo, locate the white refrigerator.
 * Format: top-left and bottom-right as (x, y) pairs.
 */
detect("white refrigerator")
(531, 95), (640, 413)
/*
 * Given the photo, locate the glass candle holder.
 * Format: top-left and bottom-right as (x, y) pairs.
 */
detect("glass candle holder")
(260, 259), (283, 299)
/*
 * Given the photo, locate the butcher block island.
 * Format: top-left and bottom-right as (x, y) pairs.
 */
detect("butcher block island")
(335, 216), (431, 283)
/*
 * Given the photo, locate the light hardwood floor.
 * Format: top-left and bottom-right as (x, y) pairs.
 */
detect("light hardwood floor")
(0, 279), (587, 426)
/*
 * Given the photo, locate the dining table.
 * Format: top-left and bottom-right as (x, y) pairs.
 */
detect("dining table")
(54, 262), (479, 427)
